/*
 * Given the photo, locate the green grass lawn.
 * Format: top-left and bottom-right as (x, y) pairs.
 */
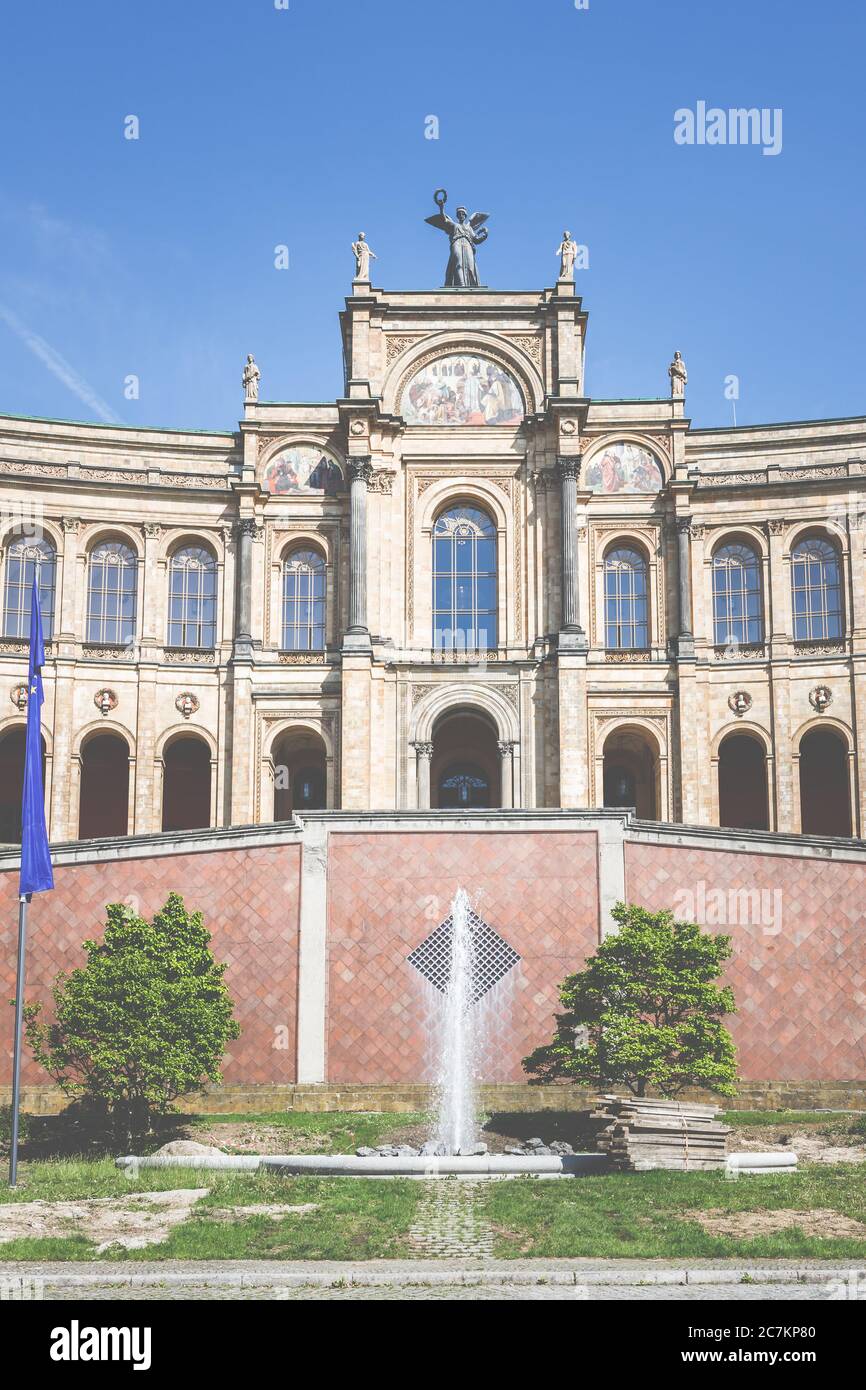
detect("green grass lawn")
(488, 1165), (866, 1260)
(0, 1161), (422, 1262)
(2, 1108), (864, 1262)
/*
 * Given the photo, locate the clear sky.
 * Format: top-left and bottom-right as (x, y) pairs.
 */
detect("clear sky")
(1, 0), (863, 433)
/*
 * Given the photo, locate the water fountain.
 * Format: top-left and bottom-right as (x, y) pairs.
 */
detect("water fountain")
(435, 888), (480, 1155)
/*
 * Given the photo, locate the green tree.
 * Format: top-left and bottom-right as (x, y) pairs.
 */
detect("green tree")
(523, 902), (737, 1097)
(24, 893), (240, 1144)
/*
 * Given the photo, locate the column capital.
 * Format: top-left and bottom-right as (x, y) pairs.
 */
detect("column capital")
(413, 740), (434, 759)
(497, 740), (515, 758)
(348, 457), (373, 485)
(555, 454), (583, 481)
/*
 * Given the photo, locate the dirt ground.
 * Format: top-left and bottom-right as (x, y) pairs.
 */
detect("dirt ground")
(685, 1208), (866, 1240)
(0, 1190), (209, 1252)
(182, 1114), (866, 1166)
(726, 1123), (866, 1166)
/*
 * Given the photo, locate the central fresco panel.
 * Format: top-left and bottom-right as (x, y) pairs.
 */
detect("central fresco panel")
(402, 352), (524, 426)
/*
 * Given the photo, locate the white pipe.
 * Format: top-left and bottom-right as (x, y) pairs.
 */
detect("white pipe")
(727, 1151), (798, 1170)
(116, 1153), (609, 1178)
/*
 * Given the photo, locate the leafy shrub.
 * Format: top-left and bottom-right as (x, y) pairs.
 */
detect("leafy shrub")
(523, 902), (737, 1097)
(24, 893), (239, 1145)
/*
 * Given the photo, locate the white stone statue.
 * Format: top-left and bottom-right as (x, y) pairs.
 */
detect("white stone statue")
(352, 232), (377, 281)
(669, 350), (688, 398)
(556, 230), (579, 281)
(242, 354), (260, 403)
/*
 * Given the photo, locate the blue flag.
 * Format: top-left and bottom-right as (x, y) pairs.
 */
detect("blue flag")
(19, 576), (53, 896)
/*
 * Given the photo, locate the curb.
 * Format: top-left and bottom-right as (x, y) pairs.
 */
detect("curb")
(2, 1265), (858, 1290)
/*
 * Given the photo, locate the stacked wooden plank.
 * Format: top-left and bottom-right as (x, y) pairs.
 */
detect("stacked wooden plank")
(591, 1094), (730, 1171)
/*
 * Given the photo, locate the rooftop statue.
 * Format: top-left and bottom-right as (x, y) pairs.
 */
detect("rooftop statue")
(425, 189), (489, 288)
(242, 354), (260, 403)
(351, 231), (377, 281)
(669, 350), (688, 398)
(556, 230), (579, 281)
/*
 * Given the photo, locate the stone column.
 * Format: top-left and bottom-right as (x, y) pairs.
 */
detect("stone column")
(58, 517), (81, 641)
(234, 518), (256, 659)
(414, 741), (433, 809)
(675, 518), (695, 657)
(556, 455), (586, 647)
(498, 741), (514, 809)
(346, 457), (372, 646)
(229, 517), (258, 824)
(49, 517), (81, 839)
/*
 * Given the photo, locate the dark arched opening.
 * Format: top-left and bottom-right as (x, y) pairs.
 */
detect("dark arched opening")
(718, 733), (770, 831)
(799, 728), (851, 837)
(432, 708), (501, 809)
(0, 726), (46, 843)
(162, 736), (211, 832)
(272, 729), (327, 819)
(79, 732), (129, 839)
(602, 728), (659, 819)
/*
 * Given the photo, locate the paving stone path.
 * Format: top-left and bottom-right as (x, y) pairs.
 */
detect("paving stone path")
(406, 1179), (496, 1258)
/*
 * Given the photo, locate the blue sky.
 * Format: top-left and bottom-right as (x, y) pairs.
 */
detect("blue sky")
(1, 0), (863, 432)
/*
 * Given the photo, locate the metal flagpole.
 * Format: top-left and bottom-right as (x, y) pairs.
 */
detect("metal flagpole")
(9, 893), (31, 1187)
(10, 574), (53, 1186)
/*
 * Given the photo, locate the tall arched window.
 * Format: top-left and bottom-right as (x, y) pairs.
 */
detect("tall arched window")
(282, 548), (326, 651)
(604, 546), (648, 650)
(791, 535), (843, 641)
(168, 545), (217, 648)
(713, 541), (763, 646)
(2, 535), (56, 639)
(432, 505), (497, 651)
(87, 540), (137, 645)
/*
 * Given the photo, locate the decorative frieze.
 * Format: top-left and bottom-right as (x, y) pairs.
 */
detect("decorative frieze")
(81, 643), (134, 661)
(385, 334), (423, 364)
(367, 469), (396, 495)
(163, 647), (217, 664)
(793, 640), (846, 657)
(430, 648), (500, 664)
(504, 332), (543, 367)
(713, 643), (766, 661)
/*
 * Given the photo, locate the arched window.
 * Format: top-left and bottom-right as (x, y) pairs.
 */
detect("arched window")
(168, 545), (217, 649)
(2, 535), (56, 639)
(87, 540), (137, 645)
(282, 548), (326, 651)
(713, 541), (763, 646)
(432, 505), (497, 651)
(791, 536), (843, 641)
(604, 546), (648, 649)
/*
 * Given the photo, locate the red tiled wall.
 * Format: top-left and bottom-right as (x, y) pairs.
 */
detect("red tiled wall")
(0, 845), (301, 1086)
(326, 831), (600, 1083)
(625, 842), (866, 1081)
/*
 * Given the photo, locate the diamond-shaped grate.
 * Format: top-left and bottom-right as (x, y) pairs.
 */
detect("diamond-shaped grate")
(407, 907), (521, 1005)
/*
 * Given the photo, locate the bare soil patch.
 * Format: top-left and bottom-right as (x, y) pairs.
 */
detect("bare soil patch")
(0, 1189), (209, 1252)
(728, 1125), (866, 1166)
(684, 1207), (866, 1240)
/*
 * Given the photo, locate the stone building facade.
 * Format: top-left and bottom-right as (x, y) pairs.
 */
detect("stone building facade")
(2, 275), (866, 842)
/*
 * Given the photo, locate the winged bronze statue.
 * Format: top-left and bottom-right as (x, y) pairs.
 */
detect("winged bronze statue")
(425, 189), (489, 288)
